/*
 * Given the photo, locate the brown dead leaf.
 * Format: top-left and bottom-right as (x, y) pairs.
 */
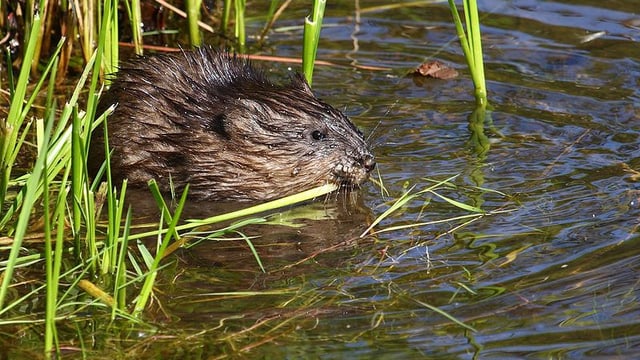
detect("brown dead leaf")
(413, 60), (458, 80)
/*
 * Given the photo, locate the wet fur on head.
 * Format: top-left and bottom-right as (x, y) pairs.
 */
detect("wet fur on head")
(90, 47), (375, 201)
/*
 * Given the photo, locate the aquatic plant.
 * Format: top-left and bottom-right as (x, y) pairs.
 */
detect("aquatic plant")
(447, 0), (487, 105)
(302, 0), (326, 86)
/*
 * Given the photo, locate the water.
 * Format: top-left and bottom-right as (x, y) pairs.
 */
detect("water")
(142, 1), (640, 358)
(9, 0), (638, 358)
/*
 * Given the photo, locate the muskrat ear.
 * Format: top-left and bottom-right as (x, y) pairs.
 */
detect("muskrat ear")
(205, 114), (231, 139)
(291, 73), (314, 96)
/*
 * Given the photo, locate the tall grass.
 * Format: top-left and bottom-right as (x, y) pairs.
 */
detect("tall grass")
(0, 4), (57, 307)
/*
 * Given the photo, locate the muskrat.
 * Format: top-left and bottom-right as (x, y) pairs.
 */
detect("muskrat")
(88, 47), (375, 201)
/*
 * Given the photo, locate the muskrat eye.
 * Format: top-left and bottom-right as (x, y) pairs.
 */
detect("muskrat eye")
(311, 130), (326, 141)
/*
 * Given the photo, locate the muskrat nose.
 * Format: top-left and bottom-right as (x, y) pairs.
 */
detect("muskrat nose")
(360, 154), (376, 172)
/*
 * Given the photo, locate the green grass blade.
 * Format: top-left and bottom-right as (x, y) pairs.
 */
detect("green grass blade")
(426, 191), (484, 213)
(235, 230), (265, 273)
(0, 9), (43, 212)
(126, 183), (338, 242)
(0, 113), (55, 309)
(113, 207), (132, 317)
(132, 185), (189, 316)
(412, 297), (477, 332)
(448, 0), (487, 104)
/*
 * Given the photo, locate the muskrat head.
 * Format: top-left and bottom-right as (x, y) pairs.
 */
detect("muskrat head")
(90, 47), (375, 201)
(189, 75), (376, 200)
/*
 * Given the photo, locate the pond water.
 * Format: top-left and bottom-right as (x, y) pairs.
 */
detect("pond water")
(16, 0), (640, 358)
(110, 1), (637, 358)
(134, 0), (640, 358)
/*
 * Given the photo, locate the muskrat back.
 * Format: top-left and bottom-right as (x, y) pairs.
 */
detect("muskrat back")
(89, 47), (375, 201)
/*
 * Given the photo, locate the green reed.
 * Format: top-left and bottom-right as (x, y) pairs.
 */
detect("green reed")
(0, 7), (61, 308)
(127, 0), (144, 54)
(302, 0), (326, 86)
(186, 0), (203, 47)
(222, 0), (232, 33)
(448, 0), (487, 105)
(0, 4), (43, 225)
(235, 0), (247, 51)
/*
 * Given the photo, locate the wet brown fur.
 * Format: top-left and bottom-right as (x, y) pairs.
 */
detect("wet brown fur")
(89, 47), (375, 201)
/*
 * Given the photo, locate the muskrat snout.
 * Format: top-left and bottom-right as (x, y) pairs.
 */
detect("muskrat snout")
(333, 151), (376, 187)
(360, 154), (376, 173)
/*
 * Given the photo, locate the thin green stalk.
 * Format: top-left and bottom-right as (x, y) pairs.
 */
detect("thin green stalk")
(302, 0), (326, 86)
(103, 179), (128, 275)
(80, 0), (95, 62)
(84, 16), (107, 138)
(221, 0), (232, 33)
(447, 0), (487, 105)
(129, 0), (144, 54)
(132, 185), (189, 317)
(42, 117), (54, 359)
(148, 180), (180, 240)
(186, 0), (202, 47)
(99, 114), (127, 274)
(29, 0), (47, 74)
(412, 297), (476, 332)
(44, 57), (58, 123)
(44, 172), (69, 359)
(126, 183), (338, 242)
(236, 230), (265, 273)
(71, 104), (84, 260)
(235, 0), (246, 51)
(360, 175), (459, 237)
(464, 0), (485, 103)
(113, 208), (132, 315)
(101, 0), (119, 85)
(99, 116), (114, 270)
(258, 0), (287, 43)
(43, 54), (63, 360)
(4, 48), (15, 99)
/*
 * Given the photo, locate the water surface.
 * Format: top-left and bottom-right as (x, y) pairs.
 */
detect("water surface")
(15, 1), (636, 358)
(153, 1), (640, 358)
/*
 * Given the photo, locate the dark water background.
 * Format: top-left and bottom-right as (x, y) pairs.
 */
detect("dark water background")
(151, 0), (640, 358)
(11, 0), (635, 358)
